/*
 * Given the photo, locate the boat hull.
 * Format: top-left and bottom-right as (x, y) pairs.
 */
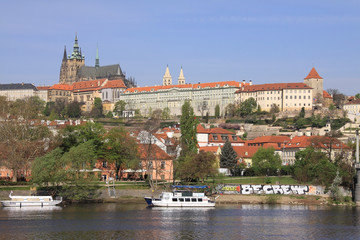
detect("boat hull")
(1, 200), (62, 207)
(144, 197), (215, 207)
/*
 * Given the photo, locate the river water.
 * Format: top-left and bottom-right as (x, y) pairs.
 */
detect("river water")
(0, 203), (359, 239)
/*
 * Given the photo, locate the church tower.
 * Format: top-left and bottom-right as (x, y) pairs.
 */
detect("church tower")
(304, 67), (323, 103)
(178, 67), (185, 85)
(163, 65), (172, 86)
(59, 33), (85, 84)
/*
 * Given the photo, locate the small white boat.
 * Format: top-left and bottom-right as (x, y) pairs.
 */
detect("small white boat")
(144, 186), (217, 207)
(1, 191), (62, 207)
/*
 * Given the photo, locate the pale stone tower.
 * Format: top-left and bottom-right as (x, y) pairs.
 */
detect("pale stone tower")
(304, 67), (323, 103)
(59, 33), (85, 84)
(178, 67), (185, 85)
(163, 65), (172, 86)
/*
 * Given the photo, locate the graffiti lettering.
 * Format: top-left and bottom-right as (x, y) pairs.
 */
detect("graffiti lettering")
(217, 184), (323, 195)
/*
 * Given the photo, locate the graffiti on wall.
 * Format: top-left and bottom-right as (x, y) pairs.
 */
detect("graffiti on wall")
(217, 184), (325, 195)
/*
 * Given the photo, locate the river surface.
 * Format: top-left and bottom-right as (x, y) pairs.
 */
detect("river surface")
(0, 203), (360, 239)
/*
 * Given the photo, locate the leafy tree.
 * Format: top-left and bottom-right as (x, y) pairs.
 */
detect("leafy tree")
(90, 97), (103, 118)
(114, 100), (126, 117)
(177, 151), (217, 182)
(293, 147), (337, 187)
(311, 114), (327, 128)
(355, 93), (360, 100)
(327, 88), (345, 107)
(49, 109), (57, 121)
(299, 107), (305, 118)
(105, 111), (113, 118)
(162, 107), (171, 120)
(0, 122), (52, 182)
(220, 140), (238, 169)
(66, 101), (82, 118)
(270, 104), (280, 114)
(238, 97), (257, 117)
(103, 127), (139, 179)
(294, 118), (307, 130)
(252, 147), (281, 176)
(215, 104), (220, 118)
(180, 101), (198, 156)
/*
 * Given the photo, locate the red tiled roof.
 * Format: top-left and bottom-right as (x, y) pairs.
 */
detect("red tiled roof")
(345, 99), (360, 105)
(304, 67), (323, 79)
(73, 79), (107, 92)
(196, 125), (234, 135)
(124, 81), (246, 93)
(233, 146), (260, 158)
(236, 83), (311, 93)
(36, 86), (51, 90)
(49, 84), (73, 91)
(138, 144), (172, 160)
(247, 135), (290, 144)
(284, 136), (349, 149)
(323, 90), (332, 99)
(101, 79), (126, 89)
(199, 146), (220, 153)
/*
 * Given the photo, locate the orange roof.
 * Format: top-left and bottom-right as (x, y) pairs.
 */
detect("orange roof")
(285, 136), (349, 149)
(138, 144), (172, 160)
(323, 90), (332, 99)
(236, 83), (311, 93)
(199, 146), (220, 153)
(196, 125), (234, 135)
(345, 99), (360, 105)
(36, 86), (51, 90)
(102, 79), (126, 89)
(304, 67), (323, 79)
(49, 84), (73, 91)
(73, 79), (107, 92)
(124, 81), (246, 93)
(247, 135), (291, 145)
(233, 146), (260, 158)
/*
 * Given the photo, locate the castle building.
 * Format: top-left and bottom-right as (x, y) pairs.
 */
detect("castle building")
(163, 66), (172, 86)
(178, 67), (186, 85)
(303, 67), (323, 104)
(59, 34), (126, 85)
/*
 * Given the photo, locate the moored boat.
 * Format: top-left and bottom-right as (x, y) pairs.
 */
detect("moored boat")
(1, 191), (62, 207)
(144, 185), (217, 207)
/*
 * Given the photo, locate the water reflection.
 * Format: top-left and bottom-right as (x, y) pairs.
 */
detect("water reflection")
(0, 203), (360, 239)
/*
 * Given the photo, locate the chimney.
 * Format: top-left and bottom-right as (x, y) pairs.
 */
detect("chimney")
(249, 80), (252, 86)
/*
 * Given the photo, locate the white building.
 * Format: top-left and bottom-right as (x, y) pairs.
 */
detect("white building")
(235, 82), (313, 112)
(0, 83), (38, 101)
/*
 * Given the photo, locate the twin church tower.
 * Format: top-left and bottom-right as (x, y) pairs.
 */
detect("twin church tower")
(162, 65), (186, 86)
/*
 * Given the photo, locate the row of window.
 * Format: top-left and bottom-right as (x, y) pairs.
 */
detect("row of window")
(172, 198), (203, 202)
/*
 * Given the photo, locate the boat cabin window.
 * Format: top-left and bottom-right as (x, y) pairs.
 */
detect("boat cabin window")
(185, 198), (190, 202)
(179, 198), (184, 202)
(191, 198), (197, 202)
(172, 198), (178, 202)
(198, 198), (202, 202)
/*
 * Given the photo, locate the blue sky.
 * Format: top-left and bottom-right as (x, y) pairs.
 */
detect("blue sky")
(0, 0), (359, 95)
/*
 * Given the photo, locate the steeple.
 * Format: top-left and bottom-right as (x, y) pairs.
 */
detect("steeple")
(163, 65), (172, 86)
(62, 46), (67, 61)
(95, 46), (100, 68)
(304, 67), (322, 79)
(70, 33), (84, 60)
(178, 66), (185, 85)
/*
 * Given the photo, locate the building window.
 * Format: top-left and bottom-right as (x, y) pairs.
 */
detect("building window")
(102, 161), (107, 168)
(161, 161), (165, 169)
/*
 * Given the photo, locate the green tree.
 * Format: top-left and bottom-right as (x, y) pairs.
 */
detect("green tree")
(225, 103), (237, 117)
(215, 104), (220, 118)
(177, 151), (217, 182)
(238, 97), (257, 117)
(162, 107), (171, 120)
(114, 100), (126, 117)
(293, 147), (337, 187)
(220, 140), (238, 169)
(355, 93), (360, 99)
(294, 118), (307, 130)
(299, 107), (305, 118)
(252, 147), (281, 176)
(66, 101), (82, 118)
(180, 101), (198, 156)
(311, 114), (327, 128)
(103, 127), (139, 179)
(270, 104), (280, 114)
(90, 97), (103, 118)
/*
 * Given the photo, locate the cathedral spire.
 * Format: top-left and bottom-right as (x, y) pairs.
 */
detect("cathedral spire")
(62, 46), (67, 61)
(71, 33), (83, 60)
(163, 65), (172, 86)
(178, 66), (185, 85)
(95, 45), (100, 68)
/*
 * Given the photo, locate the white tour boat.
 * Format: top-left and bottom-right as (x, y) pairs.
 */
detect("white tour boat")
(144, 185), (217, 207)
(1, 191), (62, 207)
